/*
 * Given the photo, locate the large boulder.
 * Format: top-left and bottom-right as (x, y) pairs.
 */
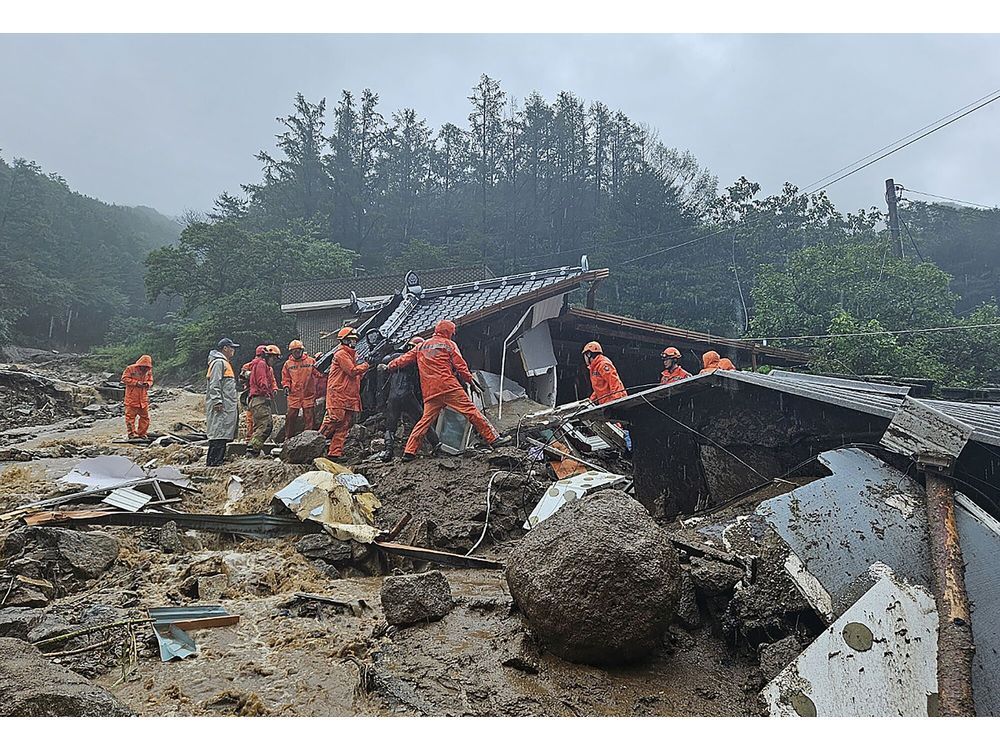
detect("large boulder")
(380, 571), (454, 626)
(2, 527), (119, 594)
(280, 430), (327, 464)
(505, 489), (681, 666)
(0, 637), (133, 716)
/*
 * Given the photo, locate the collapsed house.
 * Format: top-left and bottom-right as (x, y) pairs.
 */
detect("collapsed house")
(580, 369), (1000, 716)
(284, 263), (808, 409)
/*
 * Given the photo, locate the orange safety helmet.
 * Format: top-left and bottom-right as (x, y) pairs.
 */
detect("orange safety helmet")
(265, 344), (282, 356)
(582, 341), (603, 355)
(337, 326), (359, 341)
(662, 346), (681, 359)
(255, 345), (267, 357)
(288, 339), (305, 351)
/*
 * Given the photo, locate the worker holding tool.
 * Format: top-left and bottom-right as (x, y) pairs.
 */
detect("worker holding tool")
(246, 344), (280, 456)
(377, 336), (442, 462)
(320, 327), (369, 460)
(660, 346), (691, 385)
(121, 354), (153, 440)
(206, 338), (240, 466)
(281, 339), (316, 440)
(390, 320), (509, 462)
(582, 341), (627, 405)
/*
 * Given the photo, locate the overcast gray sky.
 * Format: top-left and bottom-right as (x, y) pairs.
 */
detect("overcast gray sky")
(1, 34), (998, 218)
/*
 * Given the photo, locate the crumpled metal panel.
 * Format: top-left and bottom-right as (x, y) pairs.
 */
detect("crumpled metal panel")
(103, 487), (152, 512)
(58, 455), (193, 491)
(880, 396), (973, 471)
(758, 447), (1000, 716)
(763, 568), (939, 717)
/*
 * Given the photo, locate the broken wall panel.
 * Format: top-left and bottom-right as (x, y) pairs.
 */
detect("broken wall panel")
(758, 448), (1000, 716)
(762, 571), (939, 717)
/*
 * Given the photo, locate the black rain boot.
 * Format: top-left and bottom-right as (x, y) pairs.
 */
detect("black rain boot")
(380, 430), (395, 462)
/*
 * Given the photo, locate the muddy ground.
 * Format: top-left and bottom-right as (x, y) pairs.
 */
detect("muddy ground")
(0, 360), (818, 716)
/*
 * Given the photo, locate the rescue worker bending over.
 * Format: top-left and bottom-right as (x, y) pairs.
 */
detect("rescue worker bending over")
(281, 339), (316, 440)
(378, 336), (441, 462)
(389, 320), (509, 462)
(121, 354), (153, 440)
(718, 357), (737, 371)
(320, 327), (369, 461)
(582, 341), (627, 405)
(660, 347), (691, 385)
(247, 344), (280, 456)
(700, 350), (722, 374)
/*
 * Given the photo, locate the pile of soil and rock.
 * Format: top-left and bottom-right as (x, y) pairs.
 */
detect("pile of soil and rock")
(0, 373), (830, 717)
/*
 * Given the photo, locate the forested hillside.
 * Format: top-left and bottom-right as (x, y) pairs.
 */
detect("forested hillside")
(0, 155), (181, 349)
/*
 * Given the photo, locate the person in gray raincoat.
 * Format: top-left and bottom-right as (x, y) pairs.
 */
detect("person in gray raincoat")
(206, 337), (240, 466)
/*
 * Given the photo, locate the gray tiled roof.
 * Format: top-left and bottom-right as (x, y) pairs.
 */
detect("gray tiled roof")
(354, 267), (586, 359)
(282, 265), (491, 306)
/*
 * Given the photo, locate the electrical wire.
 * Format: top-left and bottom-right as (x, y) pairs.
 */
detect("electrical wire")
(805, 89), (1000, 195)
(466, 470), (500, 556)
(901, 188), (997, 211)
(801, 87), (1000, 194)
(897, 214), (925, 262)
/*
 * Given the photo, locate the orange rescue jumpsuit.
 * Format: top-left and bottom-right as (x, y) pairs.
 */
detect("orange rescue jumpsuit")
(587, 353), (627, 405)
(320, 343), (369, 457)
(699, 350), (722, 374)
(121, 355), (153, 438)
(281, 353), (317, 439)
(660, 364), (692, 385)
(389, 320), (499, 457)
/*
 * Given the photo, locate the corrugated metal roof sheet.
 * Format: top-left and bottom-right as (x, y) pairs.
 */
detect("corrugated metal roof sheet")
(581, 370), (1000, 448)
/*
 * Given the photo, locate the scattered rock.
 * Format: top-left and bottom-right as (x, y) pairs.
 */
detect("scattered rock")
(197, 574), (229, 601)
(157, 521), (183, 553)
(380, 571), (454, 626)
(280, 430), (327, 464)
(688, 557), (744, 595)
(505, 489), (681, 666)
(0, 637), (133, 716)
(0, 608), (43, 640)
(675, 570), (701, 629)
(295, 534), (352, 563)
(2, 528), (119, 592)
(758, 635), (804, 682)
(501, 632), (540, 674)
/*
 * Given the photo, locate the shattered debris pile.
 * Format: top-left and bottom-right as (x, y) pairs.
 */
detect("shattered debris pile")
(0, 366), (103, 434)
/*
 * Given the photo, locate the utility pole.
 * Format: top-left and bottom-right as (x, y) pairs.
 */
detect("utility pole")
(885, 178), (905, 258)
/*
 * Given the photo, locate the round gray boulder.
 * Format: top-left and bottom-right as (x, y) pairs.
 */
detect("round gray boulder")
(505, 489), (681, 666)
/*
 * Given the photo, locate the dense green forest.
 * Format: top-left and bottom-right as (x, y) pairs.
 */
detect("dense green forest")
(0, 155), (181, 349)
(5, 75), (1000, 385)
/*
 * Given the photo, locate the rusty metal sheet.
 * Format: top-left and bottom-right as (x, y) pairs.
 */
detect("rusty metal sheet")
(880, 396), (973, 471)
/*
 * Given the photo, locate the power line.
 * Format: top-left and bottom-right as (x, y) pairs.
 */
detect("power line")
(805, 89), (1000, 195)
(749, 321), (1000, 344)
(897, 214), (925, 261)
(901, 188), (998, 210)
(801, 88), (1000, 193)
(618, 226), (733, 266)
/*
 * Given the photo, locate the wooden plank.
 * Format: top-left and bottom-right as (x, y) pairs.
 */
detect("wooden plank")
(373, 541), (501, 569)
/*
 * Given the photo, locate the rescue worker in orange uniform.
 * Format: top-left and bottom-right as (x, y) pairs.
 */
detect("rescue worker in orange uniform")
(660, 346), (691, 385)
(700, 350), (724, 374)
(582, 341), (627, 405)
(239, 347), (263, 440)
(320, 327), (369, 460)
(121, 354), (153, 439)
(247, 344), (280, 456)
(389, 320), (509, 462)
(718, 357), (737, 371)
(281, 339), (316, 440)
